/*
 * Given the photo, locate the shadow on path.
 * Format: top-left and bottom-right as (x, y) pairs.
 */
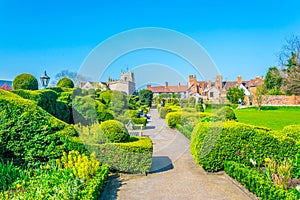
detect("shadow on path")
(99, 174), (122, 200)
(149, 156), (174, 174)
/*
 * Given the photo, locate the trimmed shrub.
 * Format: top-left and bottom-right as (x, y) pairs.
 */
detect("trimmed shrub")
(56, 78), (74, 88)
(132, 117), (147, 127)
(88, 136), (153, 174)
(100, 120), (130, 143)
(76, 165), (110, 200)
(12, 89), (70, 123)
(159, 107), (167, 119)
(283, 125), (300, 141)
(214, 106), (237, 121)
(0, 90), (85, 166)
(190, 121), (299, 172)
(166, 112), (182, 128)
(124, 110), (140, 118)
(224, 161), (299, 200)
(12, 73), (38, 90)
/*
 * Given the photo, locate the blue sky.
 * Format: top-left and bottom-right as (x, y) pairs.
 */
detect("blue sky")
(1, 0), (300, 86)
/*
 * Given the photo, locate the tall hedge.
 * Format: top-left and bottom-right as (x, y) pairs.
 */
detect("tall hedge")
(0, 90), (85, 166)
(12, 89), (70, 123)
(190, 121), (299, 172)
(56, 78), (74, 88)
(12, 73), (38, 90)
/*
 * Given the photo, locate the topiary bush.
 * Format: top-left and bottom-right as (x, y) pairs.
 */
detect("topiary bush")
(100, 120), (130, 143)
(190, 121), (299, 172)
(224, 161), (299, 200)
(56, 78), (74, 88)
(88, 136), (153, 174)
(166, 112), (182, 128)
(214, 106), (237, 121)
(132, 117), (147, 127)
(12, 89), (71, 123)
(159, 107), (167, 119)
(0, 90), (86, 166)
(12, 73), (38, 90)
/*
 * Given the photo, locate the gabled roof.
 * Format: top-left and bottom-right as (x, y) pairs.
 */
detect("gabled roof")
(146, 85), (188, 93)
(0, 80), (12, 90)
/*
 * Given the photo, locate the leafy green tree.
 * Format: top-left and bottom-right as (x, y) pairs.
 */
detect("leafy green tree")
(226, 87), (245, 104)
(57, 77), (74, 88)
(138, 89), (153, 107)
(265, 67), (282, 91)
(12, 73), (38, 90)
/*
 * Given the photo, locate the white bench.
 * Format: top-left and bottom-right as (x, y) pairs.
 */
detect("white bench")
(126, 120), (144, 136)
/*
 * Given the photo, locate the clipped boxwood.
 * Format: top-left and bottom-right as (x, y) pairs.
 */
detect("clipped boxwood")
(12, 73), (38, 90)
(166, 112), (182, 128)
(159, 107), (167, 119)
(124, 110), (140, 118)
(0, 90), (86, 166)
(88, 136), (153, 174)
(56, 78), (74, 88)
(214, 106), (237, 121)
(100, 120), (130, 143)
(12, 89), (70, 123)
(224, 161), (299, 200)
(190, 121), (299, 172)
(132, 117), (147, 127)
(76, 164), (110, 200)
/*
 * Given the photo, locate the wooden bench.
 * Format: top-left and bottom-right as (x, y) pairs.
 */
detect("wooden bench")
(126, 120), (144, 136)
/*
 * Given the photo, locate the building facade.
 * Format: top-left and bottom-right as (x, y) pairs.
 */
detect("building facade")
(108, 71), (136, 95)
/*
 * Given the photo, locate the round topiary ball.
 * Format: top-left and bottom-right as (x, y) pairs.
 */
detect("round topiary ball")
(12, 73), (38, 90)
(56, 78), (74, 88)
(100, 120), (130, 143)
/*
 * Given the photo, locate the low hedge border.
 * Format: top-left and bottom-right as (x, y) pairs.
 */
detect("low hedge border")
(87, 136), (153, 174)
(76, 164), (110, 200)
(190, 121), (299, 172)
(224, 161), (299, 200)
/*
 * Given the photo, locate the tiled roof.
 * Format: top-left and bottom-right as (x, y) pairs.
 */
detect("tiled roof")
(0, 80), (12, 90)
(146, 85), (188, 93)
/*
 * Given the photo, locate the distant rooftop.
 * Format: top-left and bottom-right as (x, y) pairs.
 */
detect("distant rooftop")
(0, 80), (12, 90)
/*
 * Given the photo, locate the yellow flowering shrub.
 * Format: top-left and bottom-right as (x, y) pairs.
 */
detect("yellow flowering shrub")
(56, 150), (100, 181)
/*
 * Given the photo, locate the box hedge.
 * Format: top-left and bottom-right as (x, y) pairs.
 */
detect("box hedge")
(0, 90), (86, 166)
(224, 161), (299, 200)
(100, 120), (130, 143)
(190, 121), (299, 172)
(88, 136), (153, 174)
(12, 89), (70, 123)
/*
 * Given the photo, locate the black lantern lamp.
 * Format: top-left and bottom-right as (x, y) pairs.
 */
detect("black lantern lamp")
(40, 71), (50, 89)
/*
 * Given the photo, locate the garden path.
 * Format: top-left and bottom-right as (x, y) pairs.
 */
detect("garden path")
(100, 109), (256, 200)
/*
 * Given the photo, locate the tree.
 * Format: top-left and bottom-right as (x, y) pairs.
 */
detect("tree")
(53, 70), (87, 86)
(282, 65), (300, 95)
(12, 73), (38, 90)
(252, 84), (267, 111)
(278, 35), (300, 67)
(265, 67), (283, 93)
(138, 89), (153, 107)
(226, 87), (245, 104)
(56, 77), (74, 88)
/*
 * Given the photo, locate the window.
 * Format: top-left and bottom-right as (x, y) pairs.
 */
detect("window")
(210, 92), (214, 97)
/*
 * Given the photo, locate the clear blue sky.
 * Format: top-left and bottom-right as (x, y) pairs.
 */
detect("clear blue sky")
(1, 0), (300, 84)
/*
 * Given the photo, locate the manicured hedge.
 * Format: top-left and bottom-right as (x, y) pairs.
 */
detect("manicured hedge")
(190, 121), (299, 172)
(76, 164), (110, 200)
(88, 136), (153, 174)
(0, 90), (85, 166)
(132, 117), (147, 127)
(57, 78), (74, 88)
(166, 112), (182, 128)
(12, 73), (38, 90)
(283, 125), (300, 141)
(224, 161), (299, 200)
(12, 89), (70, 123)
(159, 107), (167, 119)
(100, 120), (130, 143)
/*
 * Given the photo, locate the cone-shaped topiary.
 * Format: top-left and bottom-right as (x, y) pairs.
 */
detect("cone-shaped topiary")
(57, 78), (74, 88)
(12, 73), (38, 90)
(100, 120), (130, 143)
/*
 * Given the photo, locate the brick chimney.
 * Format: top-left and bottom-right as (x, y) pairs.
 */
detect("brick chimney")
(237, 75), (242, 84)
(216, 75), (222, 89)
(165, 82), (168, 88)
(208, 80), (212, 88)
(255, 76), (260, 82)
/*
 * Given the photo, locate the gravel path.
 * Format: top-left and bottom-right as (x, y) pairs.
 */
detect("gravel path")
(100, 109), (256, 200)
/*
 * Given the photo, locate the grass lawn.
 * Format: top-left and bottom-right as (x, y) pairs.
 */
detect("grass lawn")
(235, 106), (300, 130)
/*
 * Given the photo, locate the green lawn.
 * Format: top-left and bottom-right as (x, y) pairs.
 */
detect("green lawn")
(235, 106), (300, 130)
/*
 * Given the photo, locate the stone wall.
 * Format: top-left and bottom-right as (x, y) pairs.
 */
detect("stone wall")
(265, 95), (300, 105)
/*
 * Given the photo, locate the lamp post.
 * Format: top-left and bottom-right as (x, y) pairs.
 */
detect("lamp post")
(40, 71), (50, 89)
